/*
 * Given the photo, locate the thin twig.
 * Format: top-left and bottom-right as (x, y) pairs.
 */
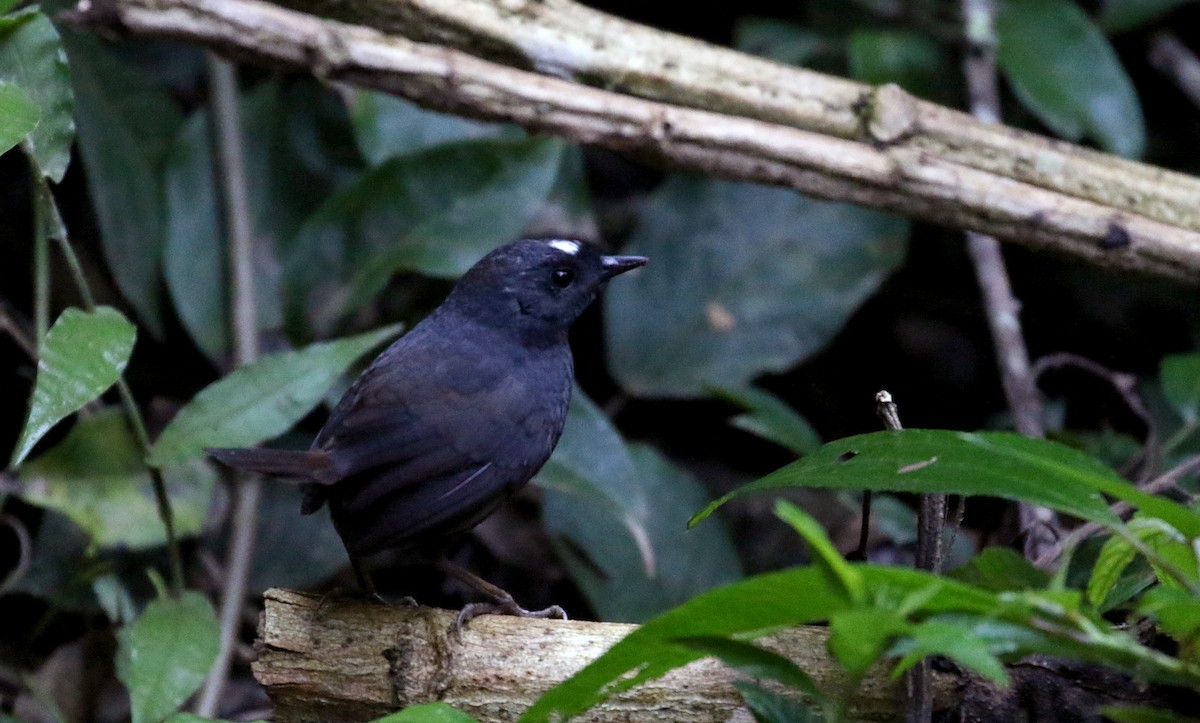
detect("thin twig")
(196, 54), (262, 717)
(0, 300), (38, 360)
(1032, 351), (1159, 476)
(876, 391), (938, 723)
(960, 0), (1059, 561)
(37, 176), (186, 595)
(1149, 32), (1200, 112)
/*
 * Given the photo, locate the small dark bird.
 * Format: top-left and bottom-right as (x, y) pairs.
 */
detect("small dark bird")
(208, 239), (646, 622)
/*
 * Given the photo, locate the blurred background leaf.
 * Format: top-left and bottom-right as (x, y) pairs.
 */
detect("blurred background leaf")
(540, 391), (742, 622)
(283, 137), (564, 337)
(0, 81), (38, 155)
(605, 176), (908, 398)
(348, 89), (518, 164)
(996, 0), (1145, 158)
(148, 323), (401, 466)
(18, 409), (216, 549)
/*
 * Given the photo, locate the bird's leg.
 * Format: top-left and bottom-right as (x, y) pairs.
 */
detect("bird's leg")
(436, 558), (567, 628)
(350, 554), (388, 605)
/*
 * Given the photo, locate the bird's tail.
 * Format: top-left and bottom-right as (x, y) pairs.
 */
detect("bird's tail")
(206, 447), (331, 480)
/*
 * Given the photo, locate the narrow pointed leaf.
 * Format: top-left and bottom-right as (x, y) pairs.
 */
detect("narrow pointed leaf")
(11, 306), (136, 466)
(671, 636), (822, 698)
(691, 430), (1200, 539)
(148, 324), (402, 466)
(774, 500), (863, 603)
(712, 385), (820, 455)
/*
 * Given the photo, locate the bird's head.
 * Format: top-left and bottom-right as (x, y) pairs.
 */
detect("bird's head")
(446, 239), (647, 342)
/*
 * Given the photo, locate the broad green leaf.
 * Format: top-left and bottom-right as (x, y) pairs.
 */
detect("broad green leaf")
(671, 636), (822, 698)
(148, 324), (402, 466)
(116, 591), (219, 723)
(949, 547), (1051, 592)
(0, 81), (37, 153)
(847, 29), (953, 103)
(18, 409), (215, 549)
(605, 176), (908, 397)
(890, 619), (1010, 685)
(774, 500), (863, 603)
(691, 430), (1200, 539)
(997, 0), (1145, 157)
(167, 714), (268, 723)
(284, 137), (563, 337)
(1098, 0), (1196, 33)
(0, 9), (74, 181)
(66, 33), (184, 336)
(540, 392), (742, 622)
(1161, 353), (1200, 424)
(371, 703), (479, 722)
(164, 81), (344, 363)
(711, 385), (820, 456)
(732, 680), (822, 723)
(349, 89), (516, 165)
(11, 306), (136, 466)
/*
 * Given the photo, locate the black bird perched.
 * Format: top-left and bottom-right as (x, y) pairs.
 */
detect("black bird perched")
(208, 238), (646, 621)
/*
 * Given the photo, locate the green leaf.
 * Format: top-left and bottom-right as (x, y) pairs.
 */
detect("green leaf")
(774, 500), (863, 603)
(1098, 0), (1196, 33)
(996, 0), (1145, 157)
(733, 680), (823, 723)
(847, 29), (952, 103)
(949, 547), (1051, 592)
(1136, 587), (1200, 658)
(604, 176), (908, 397)
(66, 33), (184, 336)
(890, 619), (1010, 685)
(711, 385), (820, 456)
(1088, 517), (1195, 606)
(1161, 353), (1200, 425)
(116, 591), (219, 723)
(284, 137), (563, 337)
(370, 703), (479, 722)
(0, 9), (74, 181)
(164, 80), (344, 364)
(671, 636), (822, 698)
(11, 306), (136, 466)
(690, 430), (1200, 540)
(1101, 705), (1200, 723)
(167, 714), (267, 723)
(0, 81), (38, 154)
(148, 324), (402, 466)
(539, 392), (742, 622)
(520, 565), (998, 722)
(349, 89), (517, 165)
(18, 409), (216, 549)
(827, 607), (909, 676)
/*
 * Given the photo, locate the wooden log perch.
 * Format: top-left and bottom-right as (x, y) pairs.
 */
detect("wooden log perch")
(252, 588), (952, 721)
(63, 0), (1200, 283)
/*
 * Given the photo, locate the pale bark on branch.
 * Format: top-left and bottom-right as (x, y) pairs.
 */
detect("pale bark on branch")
(64, 0), (1200, 283)
(253, 588), (946, 722)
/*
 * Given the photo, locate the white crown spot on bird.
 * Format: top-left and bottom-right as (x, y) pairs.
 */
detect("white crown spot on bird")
(547, 239), (581, 256)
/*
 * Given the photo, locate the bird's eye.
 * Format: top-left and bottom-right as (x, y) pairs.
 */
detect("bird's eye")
(551, 268), (575, 288)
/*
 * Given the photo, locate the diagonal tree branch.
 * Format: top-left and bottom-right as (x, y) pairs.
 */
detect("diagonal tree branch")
(61, 0), (1200, 285)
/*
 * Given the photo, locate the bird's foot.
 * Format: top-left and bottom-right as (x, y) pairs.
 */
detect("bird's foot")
(454, 595), (568, 630)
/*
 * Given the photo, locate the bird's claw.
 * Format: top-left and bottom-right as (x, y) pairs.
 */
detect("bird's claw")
(454, 598), (568, 630)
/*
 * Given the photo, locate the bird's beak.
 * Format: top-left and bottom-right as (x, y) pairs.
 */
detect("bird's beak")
(600, 255), (648, 279)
